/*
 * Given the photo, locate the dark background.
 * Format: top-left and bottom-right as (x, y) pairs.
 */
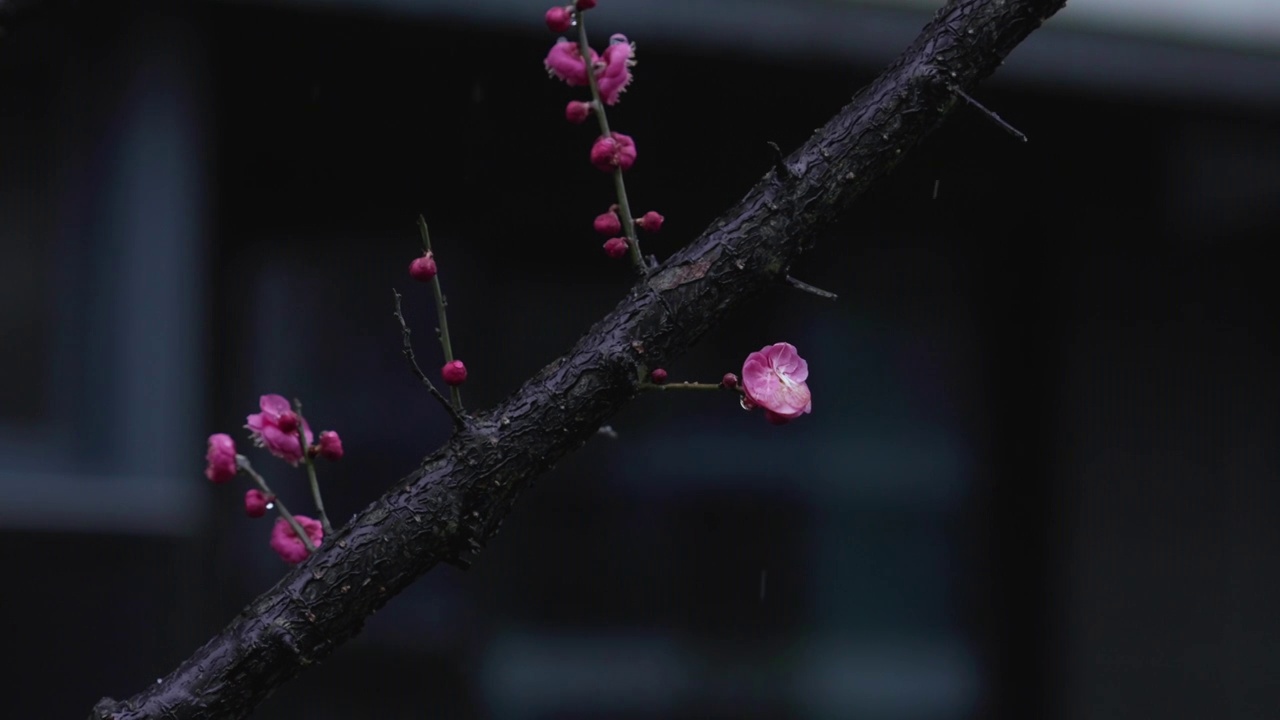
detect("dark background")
(2, 0), (1278, 718)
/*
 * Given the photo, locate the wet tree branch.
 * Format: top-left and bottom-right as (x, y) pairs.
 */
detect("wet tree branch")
(90, 0), (1066, 717)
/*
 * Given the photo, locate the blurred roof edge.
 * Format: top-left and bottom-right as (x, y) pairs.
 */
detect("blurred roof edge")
(217, 0), (1280, 106)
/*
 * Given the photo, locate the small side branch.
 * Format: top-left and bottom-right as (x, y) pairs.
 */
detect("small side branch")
(767, 141), (794, 179)
(952, 86), (1028, 142)
(393, 289), (466, 430)
(785, 275), (839, 301)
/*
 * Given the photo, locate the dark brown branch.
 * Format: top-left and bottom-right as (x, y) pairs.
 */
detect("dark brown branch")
(90, 1), (1065, 717)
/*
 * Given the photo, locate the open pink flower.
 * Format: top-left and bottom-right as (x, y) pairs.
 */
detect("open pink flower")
(545, 39), (598, 87)
(246, 394), (312, 465)
(597, 34), (635, 105)
(270, 515), (323, 564)
(204, 433), (238, 483)
(741, 343), (811, 423)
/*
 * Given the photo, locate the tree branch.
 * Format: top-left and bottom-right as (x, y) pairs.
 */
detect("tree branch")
(90, 0), (1066, 717)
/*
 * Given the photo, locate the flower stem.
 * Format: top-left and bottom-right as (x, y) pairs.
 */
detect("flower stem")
(291, 400), (333, 535)
(417, 215), (463, 411)
(236, 456), (317, 554)
(575, 13), (645, 274)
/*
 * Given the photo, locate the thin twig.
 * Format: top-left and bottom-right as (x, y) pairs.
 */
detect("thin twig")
(785, 275), (839, 300)
(952, 86), (1028, 142)
(393, 289), (466, 429)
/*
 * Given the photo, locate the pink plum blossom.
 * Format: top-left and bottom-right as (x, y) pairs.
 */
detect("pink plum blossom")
(545, 39), (598, 87)
(246, 394), (313, 465)
(597, 34), (635, 105)
(741, 343), (811, 423)
(204, 433), (238, 483)
(270, 515), (323, 564)
(590, 132), (636, 172)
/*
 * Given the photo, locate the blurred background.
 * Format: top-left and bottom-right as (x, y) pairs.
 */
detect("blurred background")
(2, 0), (1278, 717)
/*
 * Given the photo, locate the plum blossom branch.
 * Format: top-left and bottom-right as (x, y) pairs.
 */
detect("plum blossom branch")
(91, 0), (1066, 716)
(572, 13), (644, 271)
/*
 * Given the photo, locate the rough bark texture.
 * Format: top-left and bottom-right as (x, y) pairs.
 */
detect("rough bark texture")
(91, 0), (1066, 716)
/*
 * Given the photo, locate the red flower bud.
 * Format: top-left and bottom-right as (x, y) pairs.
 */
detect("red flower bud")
(442, 359), (467, 386)
(593, 208), (622, 236)
(602, 237), (628, 258)
(244, 489), (271, 519)
(409, 252), (437, 282)
(636, 211), (664, 233)
(565, 100), (592, 124)
(650, 368), (668, 384)
(545, 6), (573, 32)
(576, 0), (596, 8)
(589, 132), (636, 172)
(316, 430), (343, 461)
(721, 373), (739, 390)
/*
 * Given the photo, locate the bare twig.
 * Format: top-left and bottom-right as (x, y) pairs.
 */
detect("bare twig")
(785, 275), (839, 301)
(952, 86), (1028, 142)
(393, 289), (466, 430)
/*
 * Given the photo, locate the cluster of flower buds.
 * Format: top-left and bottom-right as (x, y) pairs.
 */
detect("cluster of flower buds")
(203, 394), (343, 563)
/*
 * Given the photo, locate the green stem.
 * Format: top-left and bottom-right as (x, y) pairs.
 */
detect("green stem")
(575, 13), (645, 274)
(291, 400), (333, 535)
(236, 456), (317, 554)
(417, 215), (463, 411)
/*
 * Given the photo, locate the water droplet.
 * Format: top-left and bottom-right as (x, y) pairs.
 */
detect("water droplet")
(266, 502), (275, 510)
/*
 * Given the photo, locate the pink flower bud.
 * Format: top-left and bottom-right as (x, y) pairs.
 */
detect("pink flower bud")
(244, 489), (271, 518)
(602, 237), (628, 258)
(276, 410), (299, 434)
(636, 211), (664, 232)
(545, 6), (573, 32)
(741, 342), (812, 423)
(270, 515), (323, 564)
(593, 208), (622, 236)
(316, 430), (344, 461)
(409, 252), (437, 282)
(589, 132), (636, 172)
(650, 368), (668, 384)
(565, 100), (592, 124)
(721, 372), (739, 390)
(442, 359), (467, 386)
(204, 433), (238, 484)
(576, 0), (596, 8)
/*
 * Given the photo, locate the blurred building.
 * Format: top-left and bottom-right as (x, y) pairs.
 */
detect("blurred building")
(1, 0), (1278, 718)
